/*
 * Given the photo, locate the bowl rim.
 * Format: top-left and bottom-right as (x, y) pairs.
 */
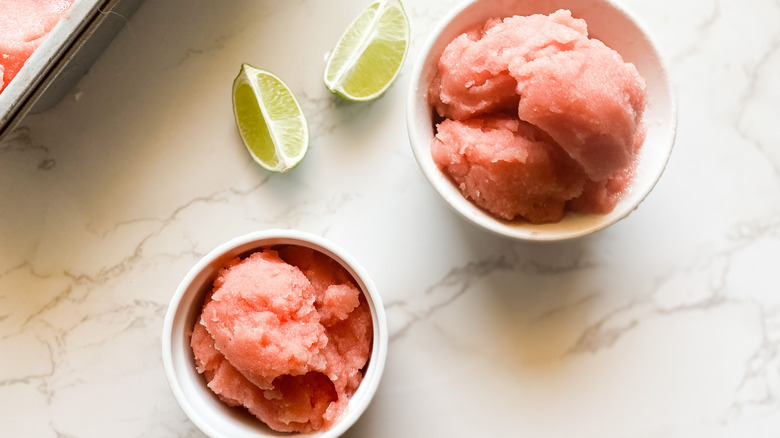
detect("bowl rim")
(161, 229), (388, 438)
(406, 0), (677, 241)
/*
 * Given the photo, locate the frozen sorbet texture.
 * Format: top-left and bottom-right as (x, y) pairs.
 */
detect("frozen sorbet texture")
(429, 9), (647, 223)
(190, 247), (373, 433)
(0, 0), (74, 92)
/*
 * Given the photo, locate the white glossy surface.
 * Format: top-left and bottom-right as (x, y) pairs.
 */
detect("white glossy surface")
(1, 0), (779, 436)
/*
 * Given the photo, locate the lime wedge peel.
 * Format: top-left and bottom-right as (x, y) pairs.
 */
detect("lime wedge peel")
(232, 64), (309, 173)
(324, 0), (411, 102)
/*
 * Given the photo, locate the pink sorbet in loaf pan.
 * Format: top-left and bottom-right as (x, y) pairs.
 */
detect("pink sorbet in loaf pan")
(0, 0), (75, 92)
(190, 246), (373, 433)
(429, 9), (647, 224)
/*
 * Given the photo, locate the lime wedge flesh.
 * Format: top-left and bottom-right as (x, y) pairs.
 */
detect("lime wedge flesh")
(232, 64), (309, 172)
(324, 0), (410, 101)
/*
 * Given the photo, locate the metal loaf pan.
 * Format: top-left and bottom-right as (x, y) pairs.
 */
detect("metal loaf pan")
(0, 0), (145, 141)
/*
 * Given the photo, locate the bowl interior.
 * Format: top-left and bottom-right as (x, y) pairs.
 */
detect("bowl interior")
(162, 230), (387, 438)
(407, 0), (676, 241)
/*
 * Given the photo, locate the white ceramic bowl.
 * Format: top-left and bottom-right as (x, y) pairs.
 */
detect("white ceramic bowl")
(407, 0), (677, 241)
(162, 230), (387, 438)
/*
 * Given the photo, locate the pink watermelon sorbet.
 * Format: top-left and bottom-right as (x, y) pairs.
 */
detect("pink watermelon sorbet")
(429, 9), (647, 224)
(0, 0), (75, 92)
(190, 246), (373, 433)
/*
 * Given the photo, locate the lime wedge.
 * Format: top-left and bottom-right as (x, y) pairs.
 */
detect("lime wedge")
(324, 0), (410, 101)
(232, 64), (309, 172)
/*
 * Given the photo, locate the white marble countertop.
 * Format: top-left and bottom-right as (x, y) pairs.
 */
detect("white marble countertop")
(2, 0), (779, 436)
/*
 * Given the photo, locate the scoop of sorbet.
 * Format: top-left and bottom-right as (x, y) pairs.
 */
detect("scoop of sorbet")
(191, 247), (373, 433)
(429, 9), (647, 223)
(432, 116), (586, 223)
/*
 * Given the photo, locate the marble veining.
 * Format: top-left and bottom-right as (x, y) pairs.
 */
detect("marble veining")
(2, 0), (780, 436)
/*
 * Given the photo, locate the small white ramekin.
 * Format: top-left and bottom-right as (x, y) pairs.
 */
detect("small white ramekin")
(162, 229), (387, 438)
(407, 0), (677, 241)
